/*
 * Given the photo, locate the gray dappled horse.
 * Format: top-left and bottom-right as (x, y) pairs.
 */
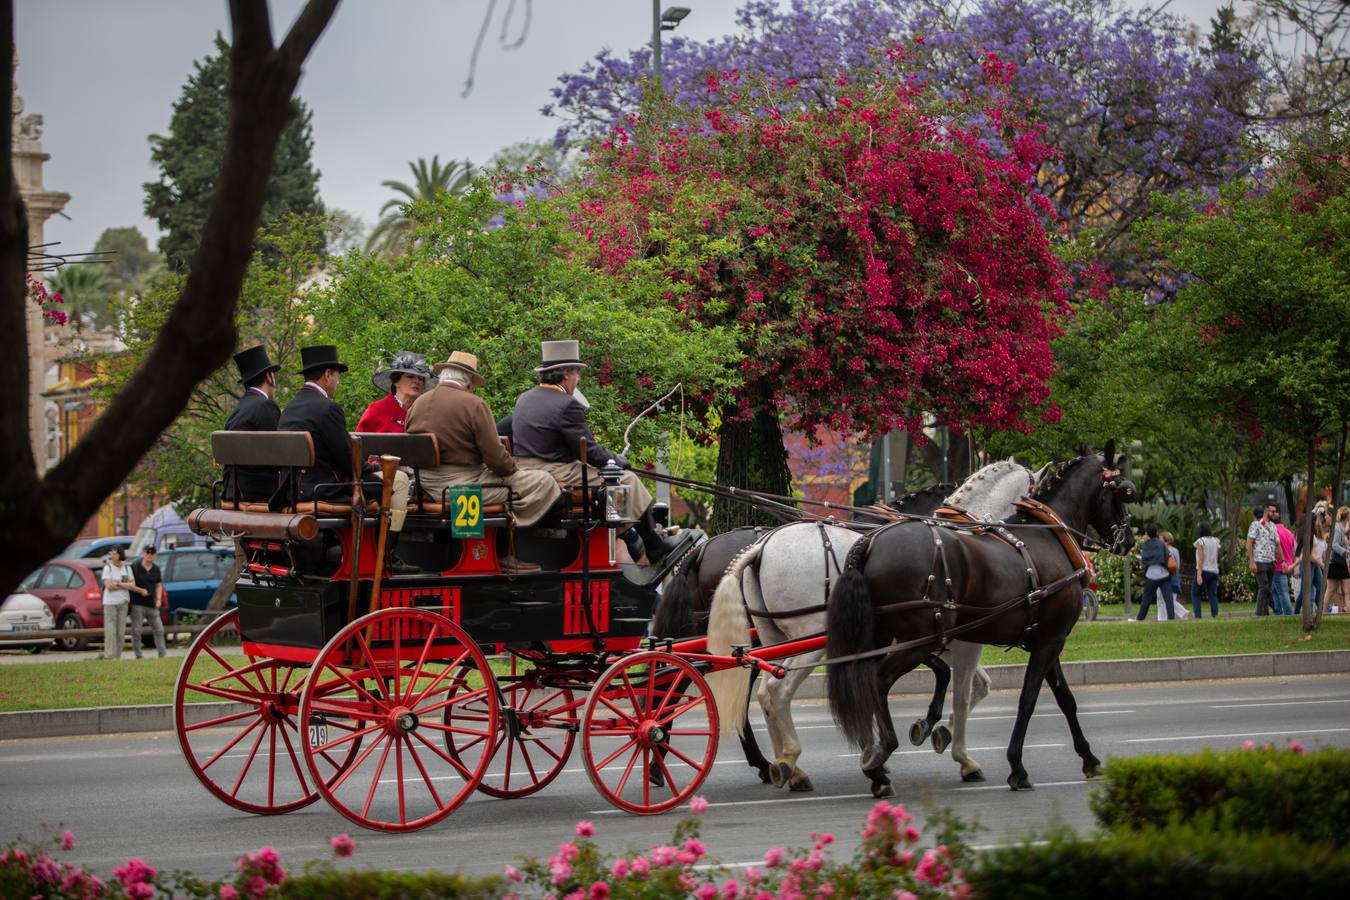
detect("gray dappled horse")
(697, 459), (1036, 791)
(815, 446), (1135, 796)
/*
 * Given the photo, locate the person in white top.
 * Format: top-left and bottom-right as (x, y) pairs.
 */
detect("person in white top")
(100, 547), (135, 660)
(1291, 509), (1328, 617)
(1192, 522), (1222, 619)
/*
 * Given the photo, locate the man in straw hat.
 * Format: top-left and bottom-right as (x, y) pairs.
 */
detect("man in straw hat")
(356, 351), (434, 433)
(222, 345), (281, 502)
(407, 352), (559, 572)
(277, 345), (410, 532)
(510, 340), (681, 566)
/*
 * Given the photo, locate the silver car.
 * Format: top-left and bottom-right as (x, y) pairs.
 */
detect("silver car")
(0, 591), (56, 653)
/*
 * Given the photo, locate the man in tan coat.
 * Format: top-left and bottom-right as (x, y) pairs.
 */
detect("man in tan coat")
(406, 352), (560, 536)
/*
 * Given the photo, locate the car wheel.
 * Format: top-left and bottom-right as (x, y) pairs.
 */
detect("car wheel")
(56, 612), (88, 652)
(1080, 589), (1100, 622)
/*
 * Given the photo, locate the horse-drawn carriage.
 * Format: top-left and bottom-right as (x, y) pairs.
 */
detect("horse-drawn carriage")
(176, 431), (1135, 832)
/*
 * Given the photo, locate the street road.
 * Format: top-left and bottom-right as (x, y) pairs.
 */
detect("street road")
(1, 674), (1346, 882)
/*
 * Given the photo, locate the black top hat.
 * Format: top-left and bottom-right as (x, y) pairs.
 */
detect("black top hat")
(297, 345), (349, 376)
(233, 345), (279, 385)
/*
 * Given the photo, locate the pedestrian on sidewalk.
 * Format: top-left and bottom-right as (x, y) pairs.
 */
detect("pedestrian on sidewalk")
(129, 546), (167, 659)
(1159, 533), (1189, 620)
(1292, 510), (1326, 616)
(1246, 504), (1279, 616)
(1192, 522), (1221, 618)
(1325, 506), (1350, 616)
(99, 548), (134, 660)
(1271, 511), (1296, 616)
(1137, 524), (1176, 620)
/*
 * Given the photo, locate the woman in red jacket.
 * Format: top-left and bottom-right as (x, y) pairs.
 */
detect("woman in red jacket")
(356, 351), (433, 433)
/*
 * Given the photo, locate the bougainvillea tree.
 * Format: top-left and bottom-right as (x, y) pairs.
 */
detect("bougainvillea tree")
(571, 52), (1071, 530)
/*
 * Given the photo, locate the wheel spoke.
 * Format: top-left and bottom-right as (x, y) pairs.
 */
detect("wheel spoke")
(326, 729), (388, 794)
(276, 716), (309, 795)
(410, 728), (477, 780)
(230, 718), (270, 799)
(594, 734), (641, 771)
(597, 693), (639, 727)
(200, 716), (263, 772)
(652, 747), (682, 796)
(184, 681), (268, 705)
(400, 629), (441, 706)
(655, 695), (707, 727)
(185, 707), (261, 732)
(414, 683), (492, 719)
(314, 721), (383, 755)
(402, 734), (444, 810)
(407, 656), (472, 712)
(360, 735), (397, 820)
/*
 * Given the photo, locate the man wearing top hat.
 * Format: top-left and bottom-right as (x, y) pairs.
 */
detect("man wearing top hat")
(406, 351), (559, 571)
(510, 340), (681, 566)
(223, 345), (281, 502)
(356, 351), (434, 433)
(277, 345), (410, 531)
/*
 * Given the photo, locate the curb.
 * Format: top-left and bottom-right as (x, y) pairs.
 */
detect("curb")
(2, 650), (1348, 742)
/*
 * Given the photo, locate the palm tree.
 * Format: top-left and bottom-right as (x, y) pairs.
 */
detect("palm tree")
(47, 265), (111, 330)
(366, 156), (474, 255)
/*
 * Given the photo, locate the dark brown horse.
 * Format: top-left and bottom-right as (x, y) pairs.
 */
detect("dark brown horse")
(822, 445), (1135, 795)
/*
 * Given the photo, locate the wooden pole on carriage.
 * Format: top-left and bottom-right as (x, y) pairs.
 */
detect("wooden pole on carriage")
(346, 438), (367, 628)
(367, 455), (401, 617)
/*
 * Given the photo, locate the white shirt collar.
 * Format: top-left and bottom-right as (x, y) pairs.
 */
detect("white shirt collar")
(303, 381), (327, 396)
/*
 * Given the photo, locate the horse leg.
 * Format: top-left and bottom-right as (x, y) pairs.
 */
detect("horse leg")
(1006, 636), (1060, 791)
(860, 648), (927, 799)
(946, 641), (988, 782)
(1044, 657), (1102, 778)
(758, 650), (822, 792)
(738, 667), (774, 783)
(908, 654), (950, 747)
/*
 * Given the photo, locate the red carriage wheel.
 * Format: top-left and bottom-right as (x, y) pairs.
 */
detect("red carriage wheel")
(581, 651), (719, 815)
(174, 609), (318, 814)
(445, 673), (578, 799)
(299, 607), (500, 832)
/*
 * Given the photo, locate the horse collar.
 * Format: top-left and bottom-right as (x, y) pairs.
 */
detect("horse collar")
(1012, 498), (1089, 584)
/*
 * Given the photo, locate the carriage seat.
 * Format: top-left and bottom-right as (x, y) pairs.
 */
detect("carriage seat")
(212, 430), (381, 516)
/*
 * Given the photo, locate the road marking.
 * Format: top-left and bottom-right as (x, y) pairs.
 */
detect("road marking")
(1209, 699), (1350, 710)
(837, 742), (1064, 759)
(1124, 727), (1350, 744)
(967, 709), (1134, 721)
(590, 791), (875, 815)
(955, 779), (1088, 792)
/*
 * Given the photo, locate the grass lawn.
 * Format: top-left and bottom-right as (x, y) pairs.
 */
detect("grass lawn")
(0, 618), (1347, 713)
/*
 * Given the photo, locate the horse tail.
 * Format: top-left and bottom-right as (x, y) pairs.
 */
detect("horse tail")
(652, 540), (703, 639)
(826, 535), (883, 751)
(705, 541), (762, 738)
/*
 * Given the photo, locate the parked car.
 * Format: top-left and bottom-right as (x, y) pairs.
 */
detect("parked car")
(0, 591), (55, 653)
(128, 505), (211, 557)
(57, 535), (134, 561)
(19, 560), (105, 651)
(159, 547), (237, 622)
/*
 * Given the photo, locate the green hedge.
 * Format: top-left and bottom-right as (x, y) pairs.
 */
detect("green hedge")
(970, 824), (1350, 900)
(1090, 747), (1350, 844)
(277, 870), (501, 899)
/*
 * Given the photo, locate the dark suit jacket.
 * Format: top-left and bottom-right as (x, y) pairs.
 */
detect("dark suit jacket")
(277, 385), (370, 503)
(510, 386), (623, 469)
(223, 390), (281, 501)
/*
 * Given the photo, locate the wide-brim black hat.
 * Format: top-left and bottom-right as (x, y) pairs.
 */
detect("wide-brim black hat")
(373, 351), (434, 393)
(297, 344), (349, 375)
(233, 345), (279, 385)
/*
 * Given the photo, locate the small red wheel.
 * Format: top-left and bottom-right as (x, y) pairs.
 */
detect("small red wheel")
(174, 609), (316, 814)
(581, 651), (719, 814)
(300, 607), (499, 832)
(446, 673), (578, 799)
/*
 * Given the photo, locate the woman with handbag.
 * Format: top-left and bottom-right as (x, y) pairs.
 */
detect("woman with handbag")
(1137, 523), (1176, 620)
(1159, 532), (1189, 620)
(1324, 506), (1350, 616)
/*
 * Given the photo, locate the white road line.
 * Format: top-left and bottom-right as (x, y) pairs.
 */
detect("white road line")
(1124, 727), (1350, 744)
(1209, 699), (1350, 710)
(956, 779), (1088, 792)
(837, 742), (1064, 759)
(590, 792), (875, 815)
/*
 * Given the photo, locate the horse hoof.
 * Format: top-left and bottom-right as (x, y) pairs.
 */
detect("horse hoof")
(908, 718), (930, 746)
(1083, 760), (1103, 779)
(789, 775), (815, 793)
(1007, 775), (1034, 791)
(756, 766), (773, 785)
(871, 782), (896, 799)
(769, 762), (792, 789)
(649, 768), (666, 788)
(931, 725), (952, 755)
(961, 769), (986, 783)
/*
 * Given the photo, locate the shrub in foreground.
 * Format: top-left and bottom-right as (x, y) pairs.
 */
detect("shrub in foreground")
(1090, 744), (1350, 843)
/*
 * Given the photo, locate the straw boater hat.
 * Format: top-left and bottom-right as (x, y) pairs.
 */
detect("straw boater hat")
(372, 351), (434, 394)
(297, 344), (348, 375)
(433, 350), (486, 388)
(535, 340), (588, 374)
(232, 345), (279, 385)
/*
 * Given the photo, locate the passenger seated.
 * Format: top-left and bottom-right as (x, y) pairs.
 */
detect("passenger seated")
(222, 345), (281, 502)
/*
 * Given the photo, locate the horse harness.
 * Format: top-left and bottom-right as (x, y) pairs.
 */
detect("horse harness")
(735, 520), (846, 626)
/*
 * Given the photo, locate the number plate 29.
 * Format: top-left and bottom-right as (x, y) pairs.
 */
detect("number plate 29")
(449, 485), (484, 538)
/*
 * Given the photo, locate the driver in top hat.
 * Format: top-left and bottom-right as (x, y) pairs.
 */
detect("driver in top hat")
(356, 351), (434, 433)
(510, 340), (681, 566)
(223, 345), (281, 502)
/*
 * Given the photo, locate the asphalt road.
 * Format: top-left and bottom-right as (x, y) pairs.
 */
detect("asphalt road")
(1, 674), (1346, 883)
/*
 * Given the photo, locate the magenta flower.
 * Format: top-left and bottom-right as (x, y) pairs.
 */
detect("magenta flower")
(559, 841), (580, 861)
(330, 834), (356, 858)
(684, 837), (707, 859)
(590, 881), (611, 899)
(651, 844), (678, 867)
(696, 883), (719, 900)
(629, 856), (650, 878)
(505, 864), (523, 882)
(690, 795), (710, 814)
(576, 820), (596, 838)
(610, 858), (629, 879)
(1289, 740), (1306, 754)
(1240, 740), (1256, 750)
(126, 883), (154, 900)
(763, 846), (785, 868)
(60, 830), (76, 852)
(219, 887), (240, 900)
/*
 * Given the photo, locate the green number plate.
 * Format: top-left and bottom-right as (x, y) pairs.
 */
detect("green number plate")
(448, 485), (484, 538)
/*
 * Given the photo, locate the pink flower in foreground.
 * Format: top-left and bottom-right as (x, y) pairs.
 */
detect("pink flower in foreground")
(690, 795), (710, 814)
(1289, 740), (1306, 755)
(1239, 740), (1256, 750)
(610, 858), (629, 879)
(721, 878), (741, 899)
(696, 883), (719, 900)
(684, 837), (707, 859)
(897, 892), (919, 900)
(559, 841), (580, 862)
(126, 883), (154, 900)
(60, 830), (76, 852)
(589, 881), (611, 899)
(763, 847), (785, 868)
(576, 820), (596, 838)
(651, 844), (677, 867)
(504, 864), (523, 882)
(219, 887), (240, 900)
(330, 834), (355, 858)
(629, 855), (650, 879)
(550, 857), (573, 886)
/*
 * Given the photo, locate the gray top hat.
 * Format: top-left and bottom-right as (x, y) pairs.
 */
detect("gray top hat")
(372, 351), (434, 394)
(535, 340), (588, 374)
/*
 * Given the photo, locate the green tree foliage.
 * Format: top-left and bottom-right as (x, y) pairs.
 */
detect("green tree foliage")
(91, 226), (160, 296)
(313, 185), (738, 469)
(144, 34), (323, 271)
(100, 217), (324, 505)
(366, 155), (474, 256)
(45, 264), (109, 330)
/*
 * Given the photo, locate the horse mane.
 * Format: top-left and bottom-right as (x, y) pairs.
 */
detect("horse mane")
(889, 482), (953, 511)
(946, 458), (1025, 508)
(1030, 454), (1097, 502)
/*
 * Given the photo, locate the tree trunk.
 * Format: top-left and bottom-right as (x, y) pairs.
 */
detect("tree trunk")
(917, 427), (971, 485)
(0, 0), (340, 598)
(708, 384), (792, 534)
(1302, 440), (1320, 634)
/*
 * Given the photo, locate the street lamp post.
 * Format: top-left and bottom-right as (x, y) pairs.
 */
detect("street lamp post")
(652, 4), (691, 97)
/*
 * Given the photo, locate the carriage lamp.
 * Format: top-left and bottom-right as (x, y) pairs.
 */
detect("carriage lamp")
(601, 459), (631, 526)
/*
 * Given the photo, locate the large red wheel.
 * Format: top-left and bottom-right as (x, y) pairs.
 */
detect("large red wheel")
(581, 651), (719, 814)
(299, 607), (500, 832)
(174, 609), (317, 814)
(446, 673), (578, 799)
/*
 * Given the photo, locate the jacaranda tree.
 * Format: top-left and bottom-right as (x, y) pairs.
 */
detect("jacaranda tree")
(571, 51), (1072, 531)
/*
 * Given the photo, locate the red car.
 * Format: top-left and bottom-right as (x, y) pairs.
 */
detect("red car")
(20, 560), (106, 651)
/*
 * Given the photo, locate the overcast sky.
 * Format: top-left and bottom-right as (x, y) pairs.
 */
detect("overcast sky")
(17, 0), (1233, 257)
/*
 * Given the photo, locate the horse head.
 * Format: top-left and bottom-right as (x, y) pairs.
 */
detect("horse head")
(1035, 443), (1136, 554)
